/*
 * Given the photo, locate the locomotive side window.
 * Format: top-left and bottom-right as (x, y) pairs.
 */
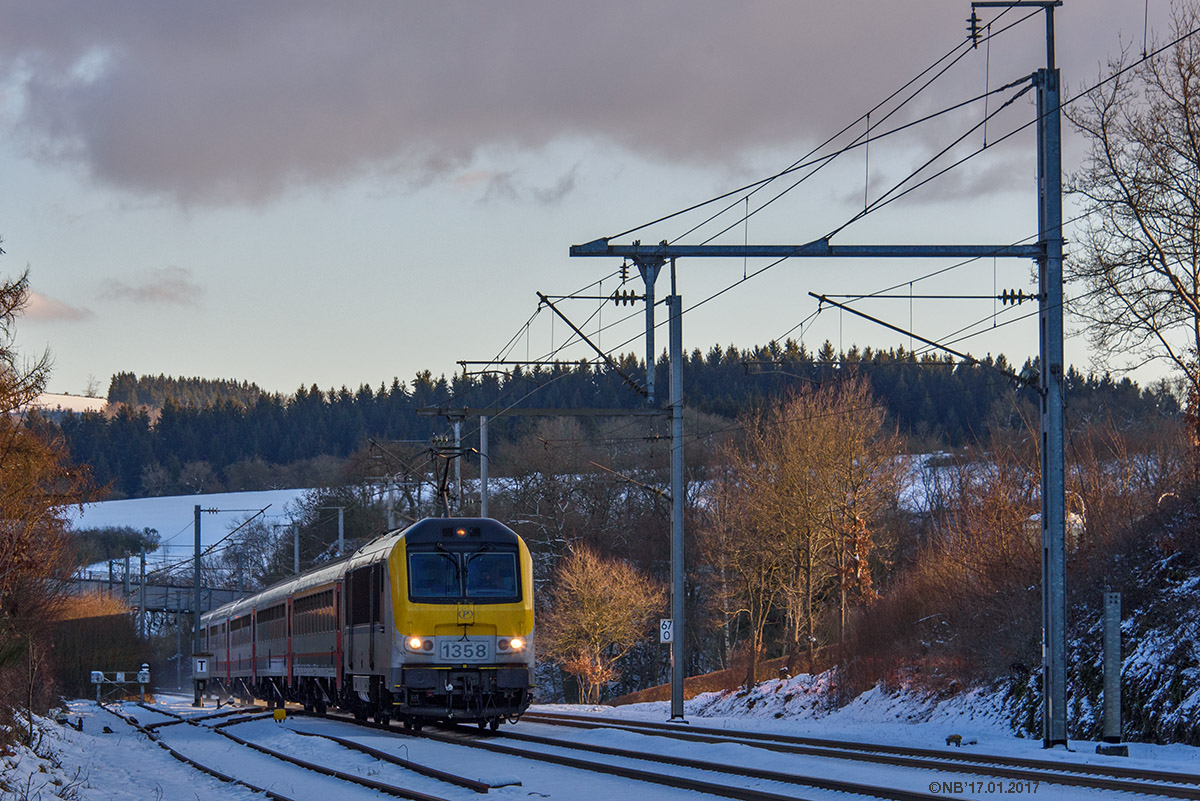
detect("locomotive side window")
(348, 563), (379, 623)
(465, 553), (518, 600)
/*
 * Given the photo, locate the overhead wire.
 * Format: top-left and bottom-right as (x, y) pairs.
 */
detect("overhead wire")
(728, 24), (1200, 361)
(607, 8), (1034, 245)
(696, 71), (1034, 247)
(505, 13), (1044, 381)
(829, 18), (1200, 241)
(476, 11), (1200, 453)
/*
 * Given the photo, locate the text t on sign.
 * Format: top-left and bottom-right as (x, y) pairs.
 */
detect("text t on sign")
(660, 619), (674, 644)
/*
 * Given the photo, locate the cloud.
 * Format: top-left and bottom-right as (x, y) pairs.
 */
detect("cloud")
(0, 1), (1167, 205)
(833, 141), (1030, 209)
(26, 291), (93, 321)
(480, 166), (578, 205)
(101, 266), (203, 305)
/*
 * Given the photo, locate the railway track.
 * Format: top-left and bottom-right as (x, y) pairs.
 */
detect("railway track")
(302, 706), (976, 801)
(201, 700), (1200, 801)
(521, 710), (1200, 799)
(424, 722), (965, 801)
(98, 703), (300, 801)
(109, 701), (471, 801)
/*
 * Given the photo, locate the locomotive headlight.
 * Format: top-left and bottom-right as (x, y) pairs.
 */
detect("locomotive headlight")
(509, 637), (525, 651)
(408, 636), (423, 650)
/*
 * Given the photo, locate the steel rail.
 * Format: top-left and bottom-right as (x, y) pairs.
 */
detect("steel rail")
(287, 706), (948, 801)
(210, 724), (455, 801)
(139, 703), (254, 730)
(421, 725), (955, 801)
(523, 711), (1200, 798)
(98, 703), (299, 801)
(284, 727), (498, 793)
(139, 702), (458, 801)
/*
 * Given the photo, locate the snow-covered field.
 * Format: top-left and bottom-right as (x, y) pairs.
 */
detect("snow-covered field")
(5, 684), (1200, 801)
(67, 489), (311, 573)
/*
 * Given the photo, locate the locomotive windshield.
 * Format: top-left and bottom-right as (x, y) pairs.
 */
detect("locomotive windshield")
(408, 549), (519, 603)
(465, 553), (518, 599)
(408, 553), (461, 599)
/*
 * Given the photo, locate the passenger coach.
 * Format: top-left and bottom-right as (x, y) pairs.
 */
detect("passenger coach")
(200, 517), (535, 730)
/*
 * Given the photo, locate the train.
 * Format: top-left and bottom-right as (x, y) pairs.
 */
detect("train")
(199, 517), (535, 730)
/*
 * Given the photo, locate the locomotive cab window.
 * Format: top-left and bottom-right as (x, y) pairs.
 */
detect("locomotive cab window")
(408, 553), (461, 601)
(408, 548), (519, 603)
(465, 553), (518, 599)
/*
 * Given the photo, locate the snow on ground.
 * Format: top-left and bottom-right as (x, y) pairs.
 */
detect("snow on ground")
(5, 682), (1200, 801)
(539, 671), (1200, 777)
(28, 394), (107, 415)
(1, 700), (262, 801)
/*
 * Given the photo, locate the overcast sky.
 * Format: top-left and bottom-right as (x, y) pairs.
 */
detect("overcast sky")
(0, 1), (1177, 398)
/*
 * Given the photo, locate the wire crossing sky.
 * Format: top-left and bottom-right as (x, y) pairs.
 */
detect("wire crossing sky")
(0, 1), (1177, 398)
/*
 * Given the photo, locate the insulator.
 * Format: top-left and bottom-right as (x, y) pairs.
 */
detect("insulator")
(1001, 289), (1035, 306)
(967, 10), (980, 48)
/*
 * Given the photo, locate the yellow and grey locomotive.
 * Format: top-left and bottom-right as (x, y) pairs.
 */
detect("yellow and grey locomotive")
(201, 517), (534, 730)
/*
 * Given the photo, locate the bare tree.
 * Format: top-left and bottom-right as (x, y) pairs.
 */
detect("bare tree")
(699, 453), (788, 688)
(817, 378), (905, 650)
(919, 434), (1042, 677)
(1067, 1), (1200, 440)
(702, 378), (902, 685)
(540, 546), (664, 703)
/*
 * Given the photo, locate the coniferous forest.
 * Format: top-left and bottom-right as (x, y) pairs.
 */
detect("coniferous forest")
(50, 340), (1177, 500)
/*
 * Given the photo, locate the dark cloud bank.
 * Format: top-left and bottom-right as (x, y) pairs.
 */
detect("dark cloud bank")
(0, 1), (1162, 204)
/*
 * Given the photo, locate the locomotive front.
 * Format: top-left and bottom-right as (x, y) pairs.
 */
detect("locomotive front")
(390, 517), (534, 729)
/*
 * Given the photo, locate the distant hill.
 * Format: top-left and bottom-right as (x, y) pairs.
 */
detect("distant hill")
(107, 372), (272, 409)
(57, 343), (1181, 500)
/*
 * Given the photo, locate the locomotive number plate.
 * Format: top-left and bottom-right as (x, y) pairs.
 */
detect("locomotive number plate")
(437, 639), (492, 663)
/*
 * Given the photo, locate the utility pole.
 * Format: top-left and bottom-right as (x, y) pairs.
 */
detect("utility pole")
(975, 0), (1067, 749)
(480, 415), (489, 518)
(639, 257), (663, 404)
(139, 549), (146, 639)
(571, 1), (1067, 740)
(175, 591), (182, 690)
(667, 262), (686, 722)
(193, 505), (202, 706)
(193, 505), (201, 656)
(1035, 1), (1067, 749)
(318, 507), (345, 555)
(453, 419), (463, 515)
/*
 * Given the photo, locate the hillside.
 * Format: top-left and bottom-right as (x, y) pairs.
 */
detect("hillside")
(52, 342), (1178, 500)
